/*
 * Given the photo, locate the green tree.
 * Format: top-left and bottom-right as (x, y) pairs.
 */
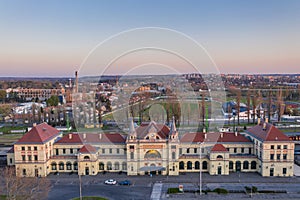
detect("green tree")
(0, 90), (6, 103)
(46, 95), (59, 106)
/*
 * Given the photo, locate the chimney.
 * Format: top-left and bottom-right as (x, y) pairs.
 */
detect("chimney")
(83, 133), (86, 139)
(220, 132), (223, 138)
(33, 123), (37, 127)
(203, 128), (206, 133)
(263, 122), (267, 131)
(235, 131), (238, 136)
(69, 134), (72, 139)
(204, 133), (207, 139)
(265, 118), (269, 123)
(99, 134), (102, 139)
(257, 118), (261, 125)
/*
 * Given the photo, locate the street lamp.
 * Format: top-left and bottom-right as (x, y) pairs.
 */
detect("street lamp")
(78, 153), (82, 200)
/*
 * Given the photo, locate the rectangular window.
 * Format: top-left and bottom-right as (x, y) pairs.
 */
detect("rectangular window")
(34, 155), (38, 161)
(277, 145), (281, 149)
(283, 145), (288, 149)
(55, 149), (59, 155)
(130, 152), (134, 159)
(171, 145), (176, 149)
(9, 158), (12, 164)
(234, 148), (237, 153)
(270, 154), (274, 160)
(63, 149), (66, 154)
(34, 146), (37, 151)
(109, 148), (112, 154)
(283, 154), (287, 160)
(70, 149), (73, 154)
(22, 155), (26, 161)
(102, 149), (105, 154)
(179, 148), (182, 155)
(277, 154), (280, 160)
(249, 148), (252, 154)
(28, 146), (31, 151)
(187, 148), (190, 154)
(22, 169), (26, 176)
(21, 146), (25, 151)
(172, 152), (176, 159)
(130, 145), (134, 149)
(283, 168), (287, 175)
(201, 148), (204, 153)
(117, 149), (120, 154)
(28, 155), (32, 161)
(241, 148), (244, 153)
(271, 145), (274, 149)
(124, 148), (127, 154)
(194, 148), (197, 153)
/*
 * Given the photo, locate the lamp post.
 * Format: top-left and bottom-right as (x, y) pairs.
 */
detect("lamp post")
(78, 153), (82, 200)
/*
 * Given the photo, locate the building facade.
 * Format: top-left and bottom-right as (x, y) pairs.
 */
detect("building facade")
(7, 119), (294, 177)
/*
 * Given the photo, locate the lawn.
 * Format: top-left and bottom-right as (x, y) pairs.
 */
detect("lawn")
(72, 197), (108, 200)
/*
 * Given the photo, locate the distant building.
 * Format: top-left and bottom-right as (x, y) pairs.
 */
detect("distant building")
(7, 119), (294, 177)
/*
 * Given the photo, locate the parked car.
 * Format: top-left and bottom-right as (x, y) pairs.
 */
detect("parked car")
(119, 180), (131, 185)
(104, 179), (117, 185)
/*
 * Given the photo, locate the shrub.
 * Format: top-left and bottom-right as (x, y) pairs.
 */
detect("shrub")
(213, 188), (228, 194)
(167, 188), (181, 194)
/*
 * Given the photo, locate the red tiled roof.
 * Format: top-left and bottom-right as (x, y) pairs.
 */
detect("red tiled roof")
(211, 144), (228, 152)
(136, 121), (170, 139)
(180, 132), (251, 143)
(79, 144), (97, 154)
(79, 133), (126, 144)
(56, 133), (83, 144)
(16, 123), (60, 144)
(247, 123), (290, 141)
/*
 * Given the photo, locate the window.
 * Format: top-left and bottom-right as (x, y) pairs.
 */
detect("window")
(229, 161), (233, 169)
(172, 152), (176, 160)
(83, 156), (90, 160)
(283, 168), (287, 175)
(28, 155), (32, 161)
(59, 162), (64, 170)
(21, 146), (25, 151)
(9, 158), (12, 164)
(271, 145), (274, 149)
(171, 145), (176, 149)
(22, 169), (26, 176)
(122, 162), (127, 170)
(63, 149), (66, 154)
(130, 145), (134, 150)
(102, 149), (105, 154)
(22, 155), (26, 161)
(283, 145), (288, 149)
(270, 154), (274, 160)
(243, 161), (249, 169)
(70, 149), (73, 154)
(195, 161), (200, 169)
(251, 161), (256, 169)
(130, 152), (134, 159)
(117, 149), (120, 154)
(55, 149), (59, 155)
(187, 161), (192, 170)
(34, 155), (38, 161)
(34, 146), (37, 151)
(179, 148), (182, 155)
(202, 161), (208, 170)
(283, 154), (287, 160)
(109, 148), (112, 154)
(217, 155), (223, 159)
(194, 148), (197, 153)
(187, 148), (190, 154)
(124, 148), (127, 154)
(28, 146), (31, 151)
(66, 162), (72, 170)
(74, 162), (78, 170)
(114, 162), (119, 170)
(107, 162), (112, 170)
(179, 161), (184, 170)
(51, 162), (57, 170)
(277, 145), (281, 149)
(234, 148), (237, 153)
(99, 162), (104, 170)
(241, 148), (244, 153)
(249, 148), (252, 154)
(277, 154), (280, 160)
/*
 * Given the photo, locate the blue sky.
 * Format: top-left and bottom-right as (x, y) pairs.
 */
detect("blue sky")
(0, 0), (299, 76)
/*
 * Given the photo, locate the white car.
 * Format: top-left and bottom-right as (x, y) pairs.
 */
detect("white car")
(104, 179), (117, 185)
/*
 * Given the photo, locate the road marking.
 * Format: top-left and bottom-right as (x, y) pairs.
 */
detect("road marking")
(150, 183), (163, 200)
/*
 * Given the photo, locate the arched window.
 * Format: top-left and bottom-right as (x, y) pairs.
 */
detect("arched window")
(251, 161), (256, 169)
(59, 162), (64, 170)
(229, 161), (233, 170)
(195, 161), (200, 170)
(66, 162), (72, 170)
(243, 161), (249, 169)
(236, 161), (241, 171)
(122, 162), (127, 170)
(51, 162), (57, 170)
(202, 161), (208, 170)
(115, 162), (119, 170)
(73, 162), (78, 170)
(144, 150), (161, 159)
(187, 161), (192, 170)
(179, 161), (184, 170)
(99, 162), (104, 170)
(217, 155), (223, 159)
(107, 162), (112, 170)
(83, 156), (90, 160)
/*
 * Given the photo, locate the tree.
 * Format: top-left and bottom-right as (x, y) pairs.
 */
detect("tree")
(0, 167), (51, 200)
(46, 95), (59, 107)
(0, 90), (6, 103)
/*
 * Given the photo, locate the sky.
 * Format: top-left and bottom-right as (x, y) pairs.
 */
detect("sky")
(0, 0), (300, 77)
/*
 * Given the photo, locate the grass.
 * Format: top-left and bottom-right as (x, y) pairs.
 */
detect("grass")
(72, 197), (108, 200)
(0, 126), (26, 134)
(167, 188), (181, 194)
(0, 195), (6, 200)
(0, 133), (23, 146)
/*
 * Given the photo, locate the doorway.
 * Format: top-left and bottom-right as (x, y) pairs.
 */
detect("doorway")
(217, 166), (222, 175)
(85, 167), (89, 175)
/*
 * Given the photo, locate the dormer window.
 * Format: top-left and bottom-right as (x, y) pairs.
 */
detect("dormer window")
(146, 136), (149, 140)
(156, 136), (159, 140)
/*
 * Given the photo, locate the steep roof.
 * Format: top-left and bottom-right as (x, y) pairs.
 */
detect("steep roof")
(135, 121), (170, 139)
(79, 133), (126, 144)
(247, 123), (290, 141)
(16, 123), (60, 144)
(79, 144), (97, 154)
(211, 144), (228, 152)
(55, 133), (83, 144)
(180, 132), (251, 143)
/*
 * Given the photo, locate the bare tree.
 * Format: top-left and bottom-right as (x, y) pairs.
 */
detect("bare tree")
(236, 89), (241, 125)
(246, 90), (251, 124)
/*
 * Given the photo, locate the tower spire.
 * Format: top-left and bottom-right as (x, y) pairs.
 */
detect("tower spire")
(128, 117), (136, 139)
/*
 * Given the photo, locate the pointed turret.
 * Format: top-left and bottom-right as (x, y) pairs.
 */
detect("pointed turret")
(169, 116), (178, 139)
(128, 117), (136, 140)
